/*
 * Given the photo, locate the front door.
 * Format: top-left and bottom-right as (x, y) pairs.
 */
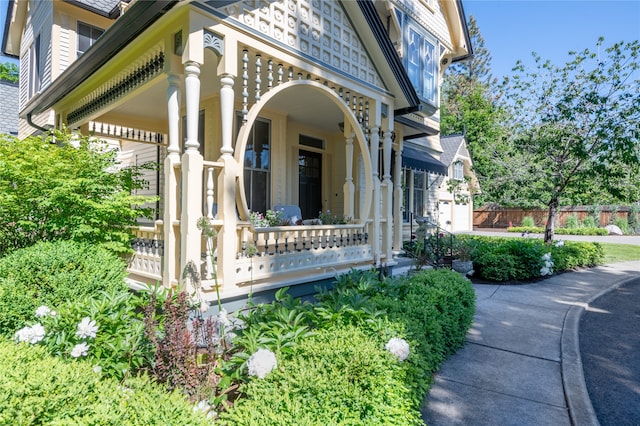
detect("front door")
(299, 150), (322, 220)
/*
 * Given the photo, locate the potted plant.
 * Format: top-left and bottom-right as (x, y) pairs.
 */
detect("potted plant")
(451, 239), (476, 275)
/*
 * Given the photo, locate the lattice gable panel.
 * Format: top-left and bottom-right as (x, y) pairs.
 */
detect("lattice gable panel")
(214, 0), (384, 90)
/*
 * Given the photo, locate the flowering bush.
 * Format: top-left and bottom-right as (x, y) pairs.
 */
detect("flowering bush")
(0, 240), (126, 338)
(246, 348), (278, 379)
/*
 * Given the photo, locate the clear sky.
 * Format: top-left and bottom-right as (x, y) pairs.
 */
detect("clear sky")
(1, 0), (639, 75)
(463, 0), (640, 80)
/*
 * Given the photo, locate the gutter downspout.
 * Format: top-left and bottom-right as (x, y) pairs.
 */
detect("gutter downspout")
(26, 112), (52, 135)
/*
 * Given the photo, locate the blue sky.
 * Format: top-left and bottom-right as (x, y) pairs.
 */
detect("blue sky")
(2, 0), (639, 77)
(463, 0), (640, 80)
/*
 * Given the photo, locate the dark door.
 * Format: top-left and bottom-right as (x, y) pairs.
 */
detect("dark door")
(298, 150), (322, 220)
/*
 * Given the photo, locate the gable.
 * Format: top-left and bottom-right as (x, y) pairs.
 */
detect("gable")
(206, 0), (385, 91)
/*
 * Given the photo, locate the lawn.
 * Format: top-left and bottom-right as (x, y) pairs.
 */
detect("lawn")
(601, 243), (640, 264)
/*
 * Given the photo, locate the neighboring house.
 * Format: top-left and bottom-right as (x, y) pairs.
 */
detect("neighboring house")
(0, 79), (19, 135)
(436, 134), (478, 232)
(2, 0), (472, 303)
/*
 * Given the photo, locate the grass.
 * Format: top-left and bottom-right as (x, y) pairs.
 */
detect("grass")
(601, 243), (640, 264)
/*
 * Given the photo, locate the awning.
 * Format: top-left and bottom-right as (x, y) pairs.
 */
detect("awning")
(401, 146), (448, 176)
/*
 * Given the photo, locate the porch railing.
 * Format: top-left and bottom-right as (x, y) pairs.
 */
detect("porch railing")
(128, 221), (163, 282)
(232, 222), (373, 284)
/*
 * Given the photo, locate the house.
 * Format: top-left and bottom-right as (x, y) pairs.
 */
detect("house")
(0, 79), (19, 135)
(436, 133), (478, 232)
(2, 0), (472, 303)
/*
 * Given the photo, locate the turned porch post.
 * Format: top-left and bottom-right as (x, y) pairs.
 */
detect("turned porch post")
(216, 74), (238, 288)
(162, 74), (181, 288)
(382, 127), (394, 262)
(393, 140), (404, 253)
(343, 128), (355, 219)
(180, 61), (204, 292)
(369, 125), (381, 266)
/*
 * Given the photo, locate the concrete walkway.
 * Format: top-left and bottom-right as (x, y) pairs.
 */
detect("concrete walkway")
(421, 260), (640, 426)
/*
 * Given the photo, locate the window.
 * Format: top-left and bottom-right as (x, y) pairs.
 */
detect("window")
(402, 168), (428, 222)
(77, 22), (104, 57)
(404, 22), (439, 105)
(453, 161), (464, 181)
(28, 35), (41, 98)
(242, 118), (271, 213)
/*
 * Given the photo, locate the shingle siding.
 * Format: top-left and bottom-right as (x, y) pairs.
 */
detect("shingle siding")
(0, 80), (19, 136)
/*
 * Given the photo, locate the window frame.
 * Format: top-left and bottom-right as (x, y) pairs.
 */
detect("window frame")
(28, 34), (41, 98)
(403, 19), (439, 106)
(452, 161), (464, 181)
(77, 21), (104, 57)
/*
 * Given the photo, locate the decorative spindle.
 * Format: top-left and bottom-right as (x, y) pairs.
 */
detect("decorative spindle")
(255, 54), (262, 101)
(242, 50), (249, 122)
(267, 59), (274, 89)
(206, 167), (214, 219)
(278, 63), (284, 85)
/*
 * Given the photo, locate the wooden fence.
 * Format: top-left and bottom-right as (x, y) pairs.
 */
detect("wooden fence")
(473, 206), (635, 229)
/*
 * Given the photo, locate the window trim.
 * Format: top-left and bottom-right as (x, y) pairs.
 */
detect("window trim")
(28, 34), (41, 98)
(77, 21), (105, 57)
(403, 19), (439, 106)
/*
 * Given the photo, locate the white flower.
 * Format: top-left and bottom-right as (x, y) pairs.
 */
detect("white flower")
(216, 309), (231, 328)
(76, 317), (98, 339)
(199, 300), (210, 313)
(14, 326), (32, 343)
(70, 342), (90, 358)
(93, 365), (102, 374)
(386, 337), (410, 361)
(555, 240), (565, 247)
(193, 400), (217, 419)
(540, 266), (551, 276)
(542, 252), (552, 262)
(247, 348), (277, 379)
(540, 253), (554, 276)
(35, 306), (52, 317)
(15, 324), (46, 344)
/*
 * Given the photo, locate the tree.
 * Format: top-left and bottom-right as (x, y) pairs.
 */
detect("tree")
(501, 38), (640, 242)
(0, 62), (19, 83)
(440, 16), (507, 206)
(0, 130), (156, 256)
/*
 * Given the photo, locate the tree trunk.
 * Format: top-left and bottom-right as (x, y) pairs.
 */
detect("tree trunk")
(544, 199), (558, 243)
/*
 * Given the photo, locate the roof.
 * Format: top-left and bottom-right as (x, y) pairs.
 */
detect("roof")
(440, 134), (469, 166)
(23, 0), (421, 121)
(64, 0), (127, 18)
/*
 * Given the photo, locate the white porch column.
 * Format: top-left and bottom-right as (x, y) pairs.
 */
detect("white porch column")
(343, 130), (355, 219)
(217, 74), (238, 288)
(393, 140), (404, 253)
(162, 74), (181, 288)
(180, 61), (204, 291)
(369, 126), (381, 266)
(382, 128), (393, 262)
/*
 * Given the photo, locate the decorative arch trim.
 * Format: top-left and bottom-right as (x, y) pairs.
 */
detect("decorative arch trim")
(234, 79), (373, 223)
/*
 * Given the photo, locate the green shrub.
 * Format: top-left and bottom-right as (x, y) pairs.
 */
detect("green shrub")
(581, 216), (597, 228)
(565, 214), (580, 229)
(465, 236), (604, 281)
(0, 339), (212, 425)
(0, 240), (126, 336)
(551, 241), (603, 271)
(628, 204), (640, 233)
(507, 226), (543, 233)
(225, 269), (475, 424)
(220, 326), (424, 425)
(614, 218), (630, 235)
(521, 216), (535, 227)
(0, 131), (155, 256)
(556, 227), (608, 236)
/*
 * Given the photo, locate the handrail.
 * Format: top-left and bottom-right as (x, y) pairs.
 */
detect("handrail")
(411, 213), (455, 269)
